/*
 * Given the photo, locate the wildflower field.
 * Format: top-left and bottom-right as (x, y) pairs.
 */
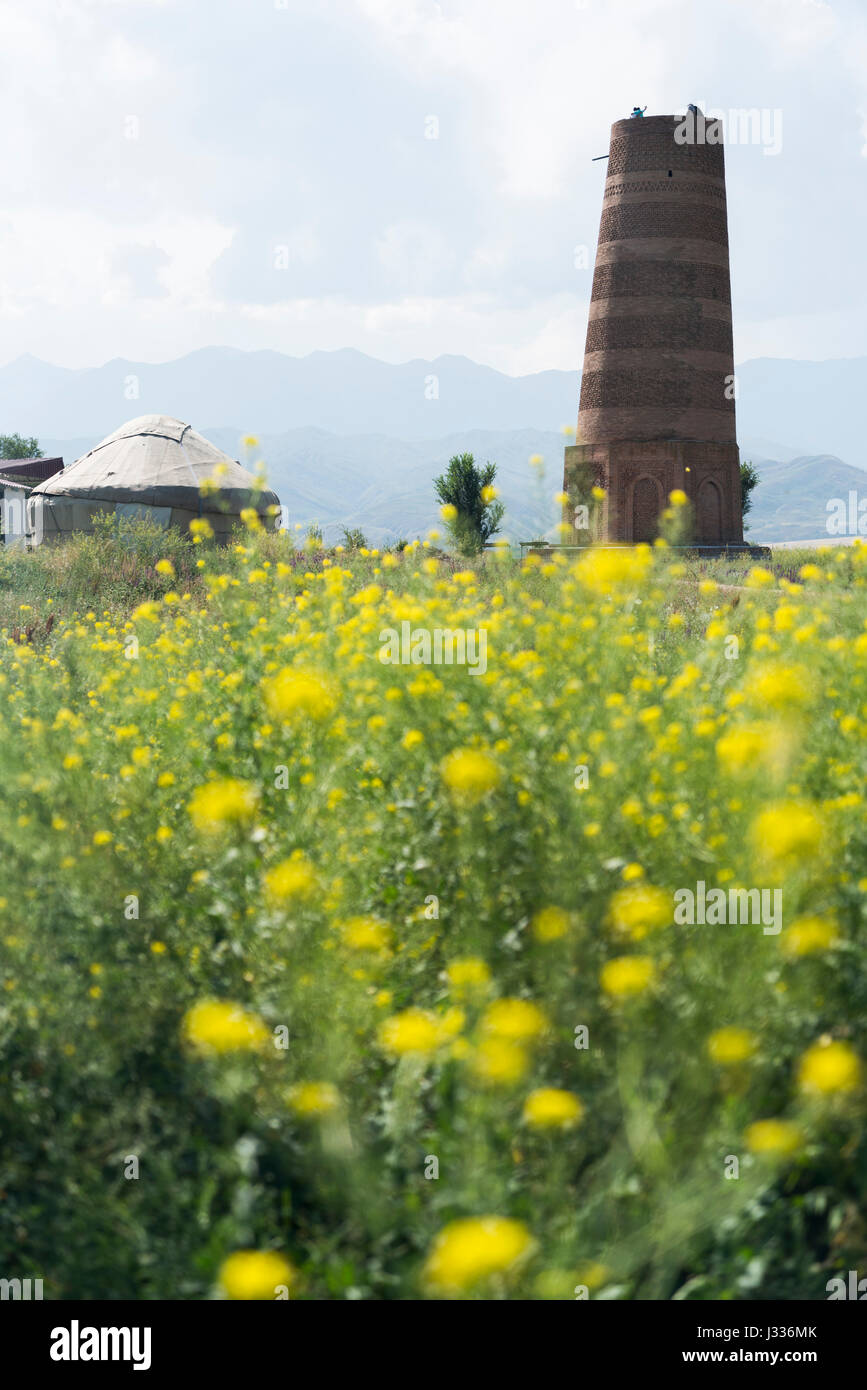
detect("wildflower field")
(1, 525), (866, 1300)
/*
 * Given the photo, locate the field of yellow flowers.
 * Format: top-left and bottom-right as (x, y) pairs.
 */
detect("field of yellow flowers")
(1, 524), (866, 1299)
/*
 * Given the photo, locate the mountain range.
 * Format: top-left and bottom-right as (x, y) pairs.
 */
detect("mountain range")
(4, 347), (865, 544)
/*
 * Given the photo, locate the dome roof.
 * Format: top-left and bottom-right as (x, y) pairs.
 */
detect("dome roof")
(31, 415), (278, 514)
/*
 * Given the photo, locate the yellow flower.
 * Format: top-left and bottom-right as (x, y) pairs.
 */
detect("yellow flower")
(751, 800), (824, 865)
(352, 583), (382, 606)
(531, 906), (570, 942)
(155, 559), (175, 577)
(706, 1027), (757, 1065)
(183, 999), (268, 1054)
(441, 748), (501, 806)
(607, 884), (670, 940)
(797, 1040), (861, 1096)
(402, 729), (424, 751)
(668, 489), (688, 506)
(187, 778), (259, 832)
(437, 1006), (466, 1041)
(745, 1119), (803, 1156)
(744, 663), (812, 710)
(287, 1081), (340, 1116)
(574, 545), (651, 595)
(264, 854), (317, 905)
(92, 830), (113, 846)
(600, 955), (656, 998)
(716, 724), (781, 774)
(446, 957), (491, 994)
(378, 1008), (441, 1056)
(746, 566), (774, 588)
(481, 485), (498, 504)
(781, 915), (840, 958)
(440, 504), (458, 523)
(522, 1088), (584, 1130)
(341, 916), (392, 952)
(261, 668), (335, 723)
(423, 1217), (534, 1292)
(219, 1250), (295, 1300)
(482, 998), (547, 1041)
(189, 517), (214, 541)
(470, 1037), (529, 1086)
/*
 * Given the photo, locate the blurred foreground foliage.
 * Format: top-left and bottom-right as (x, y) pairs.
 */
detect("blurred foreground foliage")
(0, 523), (866, 1299)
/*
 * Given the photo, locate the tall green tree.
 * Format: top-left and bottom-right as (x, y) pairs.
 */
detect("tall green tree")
(740, 460), (759, 520)
(0, 433), (40, 460)
(433, 452), (504, 555)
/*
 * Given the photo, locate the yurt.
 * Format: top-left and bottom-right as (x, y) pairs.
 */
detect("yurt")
(28, 415), (280, 545)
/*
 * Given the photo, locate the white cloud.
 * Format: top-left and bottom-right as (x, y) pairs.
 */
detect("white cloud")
(0, 208), (233, 312)
(0, 0), (864, 371)
(375, 221), (456, 291)
(99, 34), (159, 81)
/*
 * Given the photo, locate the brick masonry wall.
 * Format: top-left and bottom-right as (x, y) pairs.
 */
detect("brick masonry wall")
(564, 440), (744, 545)
(564, 112), (742, 542)
(599, 201), (730, 246)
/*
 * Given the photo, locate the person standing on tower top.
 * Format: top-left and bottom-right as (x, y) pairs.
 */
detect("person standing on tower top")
(630, 106), (647, 118)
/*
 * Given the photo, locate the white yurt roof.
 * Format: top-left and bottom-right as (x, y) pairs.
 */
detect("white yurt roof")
(31, 415), (278, 513)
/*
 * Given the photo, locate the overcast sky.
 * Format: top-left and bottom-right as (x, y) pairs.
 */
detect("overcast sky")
(0, 0), (864, 375)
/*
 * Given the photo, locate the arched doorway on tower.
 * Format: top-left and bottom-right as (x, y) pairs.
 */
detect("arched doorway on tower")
(697, 478), (723, 543)
(631, 475), (663, 542)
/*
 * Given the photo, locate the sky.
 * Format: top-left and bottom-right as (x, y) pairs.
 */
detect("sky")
(0, 0), (865, 376)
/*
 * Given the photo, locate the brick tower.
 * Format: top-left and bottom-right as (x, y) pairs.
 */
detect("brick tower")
(564, 111), (743, 545)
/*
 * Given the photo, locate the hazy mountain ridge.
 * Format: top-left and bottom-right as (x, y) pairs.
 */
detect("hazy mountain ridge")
(744, 454), (867, 544)
(5, 345), (866, 467)
(3, 347), (579, 442)
(13, 345), (866, 543)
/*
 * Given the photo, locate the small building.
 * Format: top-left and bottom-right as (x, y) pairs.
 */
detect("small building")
(1, 474), (32, 548)
(0, 457), (64, 487)
(0, 458), (63, 548)
(28, 416), (280, 545)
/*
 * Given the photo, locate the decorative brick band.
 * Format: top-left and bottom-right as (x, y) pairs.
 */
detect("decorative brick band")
(575, 405), (738, 446)
(603, 180), (727, 201)
(585, 313), (734, 353)
(582, 347), (735, 375)
(608, 133), (726, 178)
(588, 296), (733, 324)
(599, 200), (729, 246)
(579, 366), (735, 413)
(590, 260), (732, 304)
(595, 239), (731, 268)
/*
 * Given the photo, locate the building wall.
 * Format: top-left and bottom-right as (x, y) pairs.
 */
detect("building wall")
(2, 485), (29, 548)
(565, 113), (743, 545)
(28, 495), (278, 546)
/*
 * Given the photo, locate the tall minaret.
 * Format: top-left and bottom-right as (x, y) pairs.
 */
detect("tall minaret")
(564, 110), (743, 545)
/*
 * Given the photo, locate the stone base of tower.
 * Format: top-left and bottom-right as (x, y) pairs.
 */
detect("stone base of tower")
(563, 439), (743, 545)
